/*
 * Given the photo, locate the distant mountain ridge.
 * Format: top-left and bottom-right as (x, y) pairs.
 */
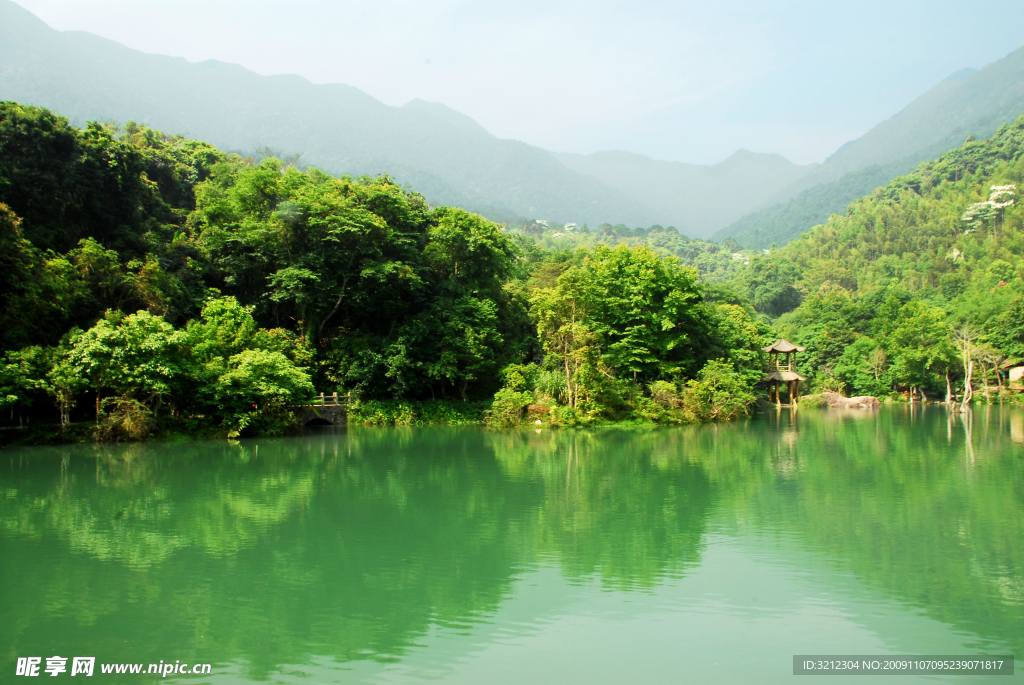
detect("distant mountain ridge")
(5, 0), (1022, 243)
(0, 0), (657, 228)
(0, 0), (833, 239)
(715, 48), (1024, 248)
(552, 149), (816, 237)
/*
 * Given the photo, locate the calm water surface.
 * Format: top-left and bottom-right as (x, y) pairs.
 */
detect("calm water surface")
(2, 407), (1022, 683)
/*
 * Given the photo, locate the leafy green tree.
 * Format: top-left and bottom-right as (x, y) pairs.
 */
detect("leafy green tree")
(485, 363), (539, 427)
(574, 244), (711, 381)
(883, 300), (957, 396)
(194, 162), (428, 351)
(531, 244), (720, 417)
(531, 279), (603, 411)
(0, 102), (175, 255)
(0, 203), (53, 350)
(778, 284), (859, 385)
(61, 310), (185, 416)
(214, 349), (314, 435)
(708, 303), (773, 385)
(833, 337), (889, 397)
(0, 347), (50, 412)
(183, 296), (312, 432)
(682, 359), (756, 421)
(412, 208), (517, 398)
(46, 340), (85, 427)
(184, 296), (302, 366)
(991, 294), (1024, 361)
(742, 256), (804, 316)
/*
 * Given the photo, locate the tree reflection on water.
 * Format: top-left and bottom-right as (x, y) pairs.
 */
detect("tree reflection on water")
(1, 407), (1021, 679)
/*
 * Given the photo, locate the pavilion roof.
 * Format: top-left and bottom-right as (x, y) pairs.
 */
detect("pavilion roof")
(765, 370), (807, 381)
(762, 338), (806, 353)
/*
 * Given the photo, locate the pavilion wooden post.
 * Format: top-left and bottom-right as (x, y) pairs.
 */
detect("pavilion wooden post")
(763, 339), (807, 409)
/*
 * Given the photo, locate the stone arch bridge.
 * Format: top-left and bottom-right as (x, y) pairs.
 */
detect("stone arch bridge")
(297, 393), (347, 426)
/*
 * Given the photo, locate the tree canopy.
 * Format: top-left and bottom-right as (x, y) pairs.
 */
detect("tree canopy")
(11, 99), (1024, 437)
(2, 102), (774, 438)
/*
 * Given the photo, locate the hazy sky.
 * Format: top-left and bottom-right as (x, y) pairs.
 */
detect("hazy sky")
(14, 0), (1024, 165)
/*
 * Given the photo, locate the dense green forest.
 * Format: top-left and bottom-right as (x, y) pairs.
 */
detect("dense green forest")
(494, 116), (1024, 406)
(0, 102), (770, 440)
(3, 100), (1024, 441)
(515, 220), (751, 283)
(740, 116), (1024, 401)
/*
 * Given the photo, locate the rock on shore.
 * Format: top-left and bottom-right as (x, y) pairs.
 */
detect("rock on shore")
(802, 392), (881, 409)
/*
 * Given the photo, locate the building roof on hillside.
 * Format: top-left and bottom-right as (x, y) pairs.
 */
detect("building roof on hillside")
(762, 339), (806, 353)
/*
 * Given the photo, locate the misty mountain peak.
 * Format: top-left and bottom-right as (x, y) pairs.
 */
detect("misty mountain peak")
(943, 67), (977, 82)
(401, 99), (488, 134)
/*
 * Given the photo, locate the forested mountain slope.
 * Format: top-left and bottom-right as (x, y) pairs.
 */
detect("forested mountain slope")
(509, 224), (753, 285)
(716, 47), (1024, 248)
(0, 0), (654, 228)
(738, 116), (1024, 398)
(713, 159), (926, 250)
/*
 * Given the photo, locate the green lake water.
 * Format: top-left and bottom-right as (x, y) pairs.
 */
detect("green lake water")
(2, 406), (1022, 683)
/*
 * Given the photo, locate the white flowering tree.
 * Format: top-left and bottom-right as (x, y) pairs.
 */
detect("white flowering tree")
(961, 184), (1015, 236)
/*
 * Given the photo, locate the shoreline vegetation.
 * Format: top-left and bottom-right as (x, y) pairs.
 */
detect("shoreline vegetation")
(3, 101), (1024, 444)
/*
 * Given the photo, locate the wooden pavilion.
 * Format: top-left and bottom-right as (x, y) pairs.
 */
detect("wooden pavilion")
(764, 339), (807, 407)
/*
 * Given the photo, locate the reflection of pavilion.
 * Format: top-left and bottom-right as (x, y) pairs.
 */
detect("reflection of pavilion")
(764, 339), (807, 407)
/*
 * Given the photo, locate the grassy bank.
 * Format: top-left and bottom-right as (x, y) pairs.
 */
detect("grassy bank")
(346, 400), (490, 426)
